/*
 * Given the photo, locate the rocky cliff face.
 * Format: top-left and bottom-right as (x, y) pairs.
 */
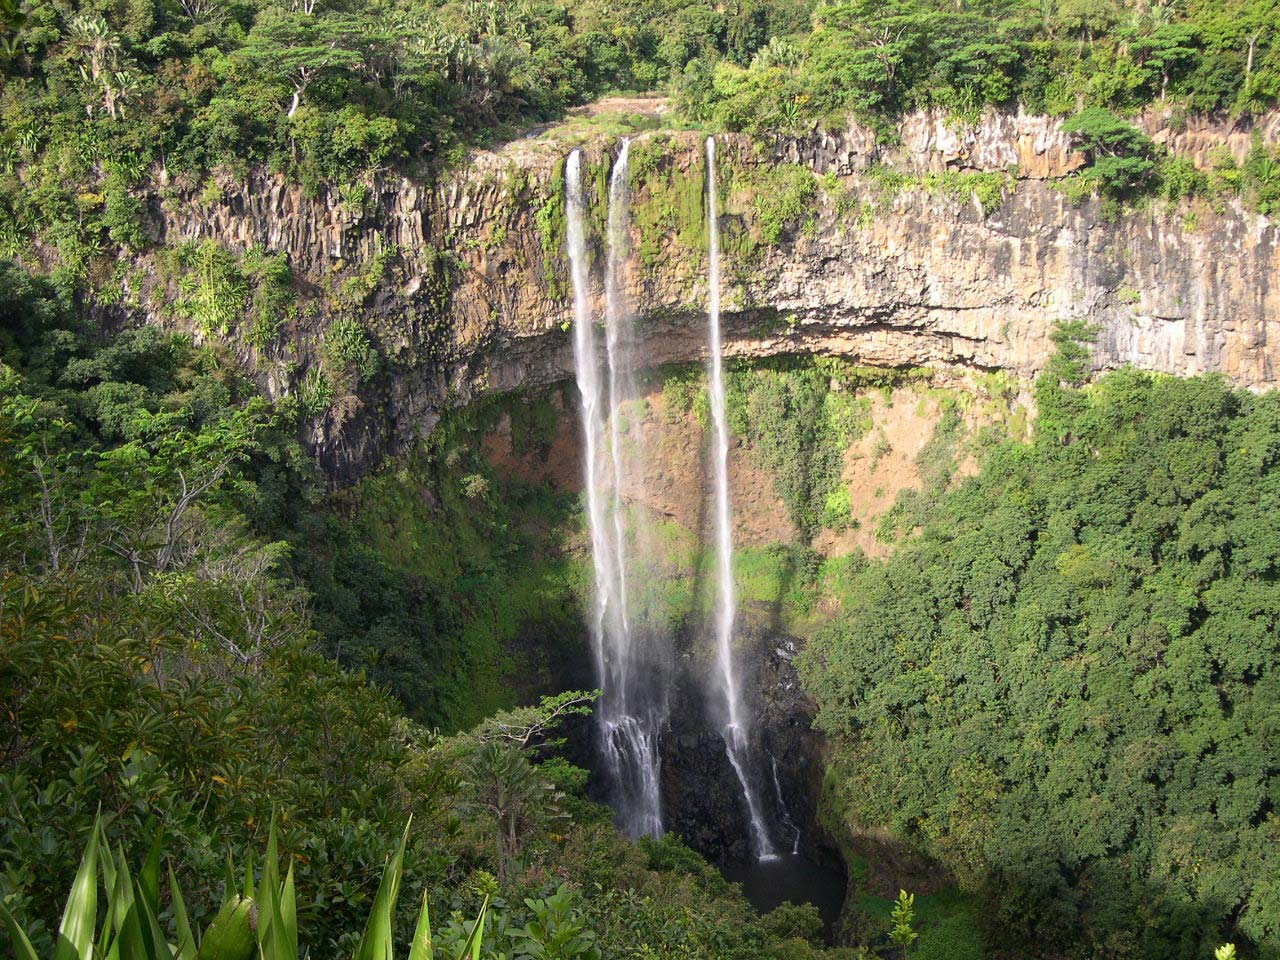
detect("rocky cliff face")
(129, 107), (1278, 480)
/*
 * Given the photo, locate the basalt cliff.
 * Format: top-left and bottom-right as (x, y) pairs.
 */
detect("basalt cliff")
(109, 106), (1279, 480)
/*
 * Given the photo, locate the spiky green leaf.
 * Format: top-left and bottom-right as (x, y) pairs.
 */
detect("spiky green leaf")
(0, 899), (40, 960)
(169, 866), (196, 960)
(407, 890), (431, 960)
(52, 816), (100, 960)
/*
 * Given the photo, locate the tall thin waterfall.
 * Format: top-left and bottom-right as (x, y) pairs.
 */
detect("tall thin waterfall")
(567, 146), (663, 838)
(706, 135), (777, 861)
(604, 139), (636, 705)
(567, 149), (616, 714)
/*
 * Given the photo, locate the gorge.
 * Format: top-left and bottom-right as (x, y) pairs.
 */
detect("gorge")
(5, 57), (1280, 958)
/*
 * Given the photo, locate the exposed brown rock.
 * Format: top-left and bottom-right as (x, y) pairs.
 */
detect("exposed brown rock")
(111, 108), (1277, 481)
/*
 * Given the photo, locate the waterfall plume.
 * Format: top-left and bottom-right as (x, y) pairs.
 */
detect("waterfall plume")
(706, 135), (777, 861)
(566, 145), (664, 838)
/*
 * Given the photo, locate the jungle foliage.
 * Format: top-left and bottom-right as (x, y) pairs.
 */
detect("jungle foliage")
(678, 0), (1280, 135)
(0, 260), (845, 960)
(800, 327), (1280, 959)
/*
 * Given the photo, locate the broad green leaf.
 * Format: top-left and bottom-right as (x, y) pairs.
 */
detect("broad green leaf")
(99, 845), (136, 960)
(114, 906), (142, 960)
(279, 864), (298, 960)
(129, 875), (173, 960)
(139, 830), (163, 915)
(108, 846), (136, 939)
(99, 822), (117, 908)
(257, 814), (282, 952)
(53, 817), (100, 960)
(261, 897), (292, 960)
(406, 890), (431, 960)
(461, 897), (489, 960)
(221, 853), (235, 907)
(169, 865), (196, 960)
(0, 899), (40, 960)
(353, 819), (411, 960)
(242, 850), (254, 902)
(194, 898), (255, 960)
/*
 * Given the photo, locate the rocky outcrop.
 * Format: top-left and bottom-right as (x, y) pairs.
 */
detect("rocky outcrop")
(659, 622), (830, 865)
(775, 106), (1280, 177)
(124, 108), (1277, 480)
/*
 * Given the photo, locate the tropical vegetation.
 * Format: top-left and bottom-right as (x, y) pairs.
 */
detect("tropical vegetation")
(3, 0), (1280, 956)
(0, 259), (840, 959)
(802, 325), (1280, 958)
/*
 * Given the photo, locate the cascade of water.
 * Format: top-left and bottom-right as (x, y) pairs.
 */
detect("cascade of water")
(603, 139), (636, 711)
(601, 140), (664, 836)
(706, 135), (777, 861)
(567, 145), (663, 838)
(770, 753), (802, 855)
(567, 149), (617, 710)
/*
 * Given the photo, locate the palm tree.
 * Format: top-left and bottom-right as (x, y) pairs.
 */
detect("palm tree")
(462, 741), (561, 880)
(67, 15), (128, 119)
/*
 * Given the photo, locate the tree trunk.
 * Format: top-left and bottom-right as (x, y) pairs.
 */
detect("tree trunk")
(495, 823), (506, 880)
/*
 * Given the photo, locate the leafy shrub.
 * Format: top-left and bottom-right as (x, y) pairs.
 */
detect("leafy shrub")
(174, 242), (248, 336)
(1242, 141), (1280, 215)
(296, 366), (335, 416)
(242, 248), (295, 349)
(535, 161), (567, 298)
(749, 164), (818, 245)
(322, 317), (379, 386)
(1061, 108), (1159, 199)
(101, 182), (146, 251)
(1156, 154), (1208, 203)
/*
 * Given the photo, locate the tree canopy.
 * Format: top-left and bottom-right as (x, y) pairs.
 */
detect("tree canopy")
(678, 0), (1280, 134)
(801, 334), (1280, 958)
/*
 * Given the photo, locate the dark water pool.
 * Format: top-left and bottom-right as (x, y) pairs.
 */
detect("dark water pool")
(721, 852), (847, 940)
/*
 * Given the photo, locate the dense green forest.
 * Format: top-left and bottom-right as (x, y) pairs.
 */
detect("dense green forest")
(6, 258), (1277, 959)
(801, 325), (1280, 959)
(0, 260), (845, 959)
(3, 0), (1280, 956)
(681, 0), (1280, 134)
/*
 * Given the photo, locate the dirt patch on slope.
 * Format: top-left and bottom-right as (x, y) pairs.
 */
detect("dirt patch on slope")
(481, 379), (1028, 556)
(816, 384), (1022, 558)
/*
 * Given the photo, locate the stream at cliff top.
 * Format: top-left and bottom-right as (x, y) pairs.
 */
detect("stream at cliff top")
(721, 853), (848, 940)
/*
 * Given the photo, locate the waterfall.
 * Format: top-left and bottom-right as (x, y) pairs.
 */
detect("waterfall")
(770, 753), (802, 855)
(706, 135), (777, 861)
(566, 148), (616, 725)
(603, 138), (636, 714)
(567, 145), (663, 838)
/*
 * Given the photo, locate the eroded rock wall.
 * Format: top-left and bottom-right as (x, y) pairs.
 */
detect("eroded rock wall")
(124, 109), (1278, 480)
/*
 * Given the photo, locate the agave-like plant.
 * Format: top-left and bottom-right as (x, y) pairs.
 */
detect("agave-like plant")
(0, 816), (488, 960)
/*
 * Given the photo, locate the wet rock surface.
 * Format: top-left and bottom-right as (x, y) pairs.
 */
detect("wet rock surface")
(659, 624), (835, 868)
